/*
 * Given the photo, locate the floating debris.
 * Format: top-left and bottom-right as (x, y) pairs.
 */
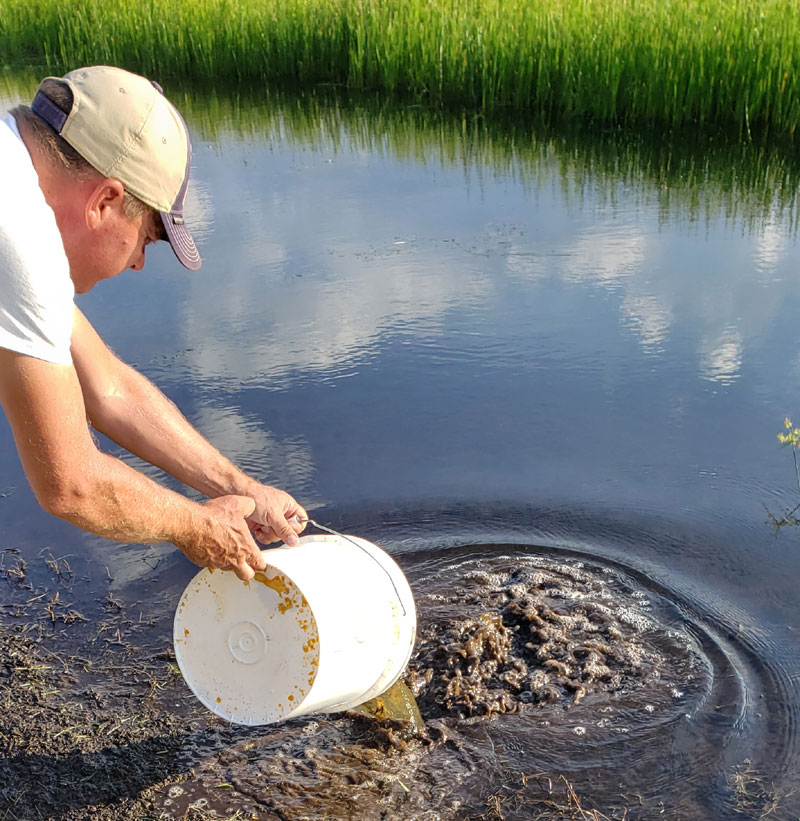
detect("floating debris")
(406, 559), (677, 720)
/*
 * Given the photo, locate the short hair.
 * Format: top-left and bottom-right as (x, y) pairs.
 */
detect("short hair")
(11, 78), (161, 227)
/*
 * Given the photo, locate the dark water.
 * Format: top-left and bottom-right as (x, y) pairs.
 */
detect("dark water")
(3, 79), (800, 818)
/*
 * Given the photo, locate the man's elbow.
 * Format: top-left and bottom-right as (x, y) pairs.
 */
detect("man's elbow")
(34, 473), (93, 522)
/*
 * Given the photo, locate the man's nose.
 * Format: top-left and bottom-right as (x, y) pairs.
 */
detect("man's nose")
(129, 250), (146, 271)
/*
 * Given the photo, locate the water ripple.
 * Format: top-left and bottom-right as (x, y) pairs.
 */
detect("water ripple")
(141, 504), (800, 820)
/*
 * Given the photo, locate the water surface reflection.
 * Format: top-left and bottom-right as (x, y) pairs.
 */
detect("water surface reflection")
(2, 81), (800, 817)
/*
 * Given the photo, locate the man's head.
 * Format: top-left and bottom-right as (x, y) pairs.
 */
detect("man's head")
(12, 66), (201, 292)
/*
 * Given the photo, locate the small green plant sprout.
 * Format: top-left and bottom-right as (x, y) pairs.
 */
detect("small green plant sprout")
(770, 418), (800, 528)
(777, 417), (800, 449)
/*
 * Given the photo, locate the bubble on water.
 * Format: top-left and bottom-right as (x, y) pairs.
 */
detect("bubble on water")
(574, 726), (586, 736)
(614, 606), (655, 631)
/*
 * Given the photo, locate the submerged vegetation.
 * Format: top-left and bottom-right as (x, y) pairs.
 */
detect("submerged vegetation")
(1, 0), (799, 135)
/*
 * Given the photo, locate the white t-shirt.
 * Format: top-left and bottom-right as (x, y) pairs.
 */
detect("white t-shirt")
(0, 114), (74, 365)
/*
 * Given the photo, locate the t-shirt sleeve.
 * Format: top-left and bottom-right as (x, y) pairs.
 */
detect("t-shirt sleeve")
(0, 119), (75, 366)
(0, 224), (74, 366)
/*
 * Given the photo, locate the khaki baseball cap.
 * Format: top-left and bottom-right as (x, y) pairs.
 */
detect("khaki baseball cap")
(31, 65), (201, 270)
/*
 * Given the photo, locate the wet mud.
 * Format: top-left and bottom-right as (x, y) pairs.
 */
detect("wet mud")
(0, 544), (794, 820)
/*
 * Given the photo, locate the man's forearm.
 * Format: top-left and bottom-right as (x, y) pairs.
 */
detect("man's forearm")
(0, 347), (273, 578)
(71, 309), (305, 547)
(50, 445), (203, 544)
(86, 361), (256, 500)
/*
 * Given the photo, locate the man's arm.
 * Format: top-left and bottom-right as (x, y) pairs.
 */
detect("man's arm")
(0, 345), (268, 580)
(70, 307), (306, 546)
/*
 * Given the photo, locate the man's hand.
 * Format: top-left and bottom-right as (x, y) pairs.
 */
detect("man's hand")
(175, 495), (267, 581)
(245, 485), (308, 547)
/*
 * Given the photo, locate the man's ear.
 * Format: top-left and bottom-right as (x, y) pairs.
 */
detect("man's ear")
(85, 178), (126, 230)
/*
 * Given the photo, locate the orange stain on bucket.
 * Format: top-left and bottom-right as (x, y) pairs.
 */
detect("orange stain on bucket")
(253, 571), (290, 596)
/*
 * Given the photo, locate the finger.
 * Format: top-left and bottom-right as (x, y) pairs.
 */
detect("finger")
(233, 559), (255, 581)
(235, 495), (257, 518)
(251, 523), (277, 545)
(272, 515), (300, 547)
(248, 546), (267, 572)
(291, 506), (309, 533)
(238, 522), (268, 568)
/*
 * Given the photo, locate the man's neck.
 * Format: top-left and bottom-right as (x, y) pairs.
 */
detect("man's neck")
(15, 115), (50, 183)
(14, 115), (74, 221)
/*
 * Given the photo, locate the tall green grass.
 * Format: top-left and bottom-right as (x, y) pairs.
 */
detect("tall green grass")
(1, 0), (799, 136)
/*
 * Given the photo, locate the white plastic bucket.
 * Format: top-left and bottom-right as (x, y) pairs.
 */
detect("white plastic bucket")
(173, 533), (417, 725)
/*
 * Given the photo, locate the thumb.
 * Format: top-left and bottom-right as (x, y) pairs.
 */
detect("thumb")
(274, 516), (300, 547)
(232, 495), (257, 518)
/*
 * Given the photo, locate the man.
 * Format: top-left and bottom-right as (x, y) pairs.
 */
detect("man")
(0, 66), (307, 581)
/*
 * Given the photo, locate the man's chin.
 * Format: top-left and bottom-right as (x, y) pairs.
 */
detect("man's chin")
(70, 271), (104, 294)
(70, 277), (96, 295)
(70, 266), (125, 293)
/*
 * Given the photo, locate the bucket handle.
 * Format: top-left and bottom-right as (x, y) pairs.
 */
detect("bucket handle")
(296, 519), (408, 616)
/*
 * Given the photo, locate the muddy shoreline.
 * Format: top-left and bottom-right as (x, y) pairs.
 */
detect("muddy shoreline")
(1, 546), (641, 821)
(1, 545), (785, 820)
(0, 625), (608, 821)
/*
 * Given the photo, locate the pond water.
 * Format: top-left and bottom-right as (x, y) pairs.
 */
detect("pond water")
(3, 79), (800, 818)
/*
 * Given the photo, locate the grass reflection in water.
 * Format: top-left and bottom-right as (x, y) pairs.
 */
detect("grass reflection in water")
(3, 73), (797, 239)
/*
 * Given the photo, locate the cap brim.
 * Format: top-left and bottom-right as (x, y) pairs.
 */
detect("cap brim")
(161, 212), (202, 271)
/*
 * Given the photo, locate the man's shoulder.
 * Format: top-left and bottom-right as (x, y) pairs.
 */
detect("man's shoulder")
(0, 115), (67, 268)
(0, 115), (74, 366)
(0, 114), (31, 175)
(0, 187), (68, 280)
(0, 114), (48, 210)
